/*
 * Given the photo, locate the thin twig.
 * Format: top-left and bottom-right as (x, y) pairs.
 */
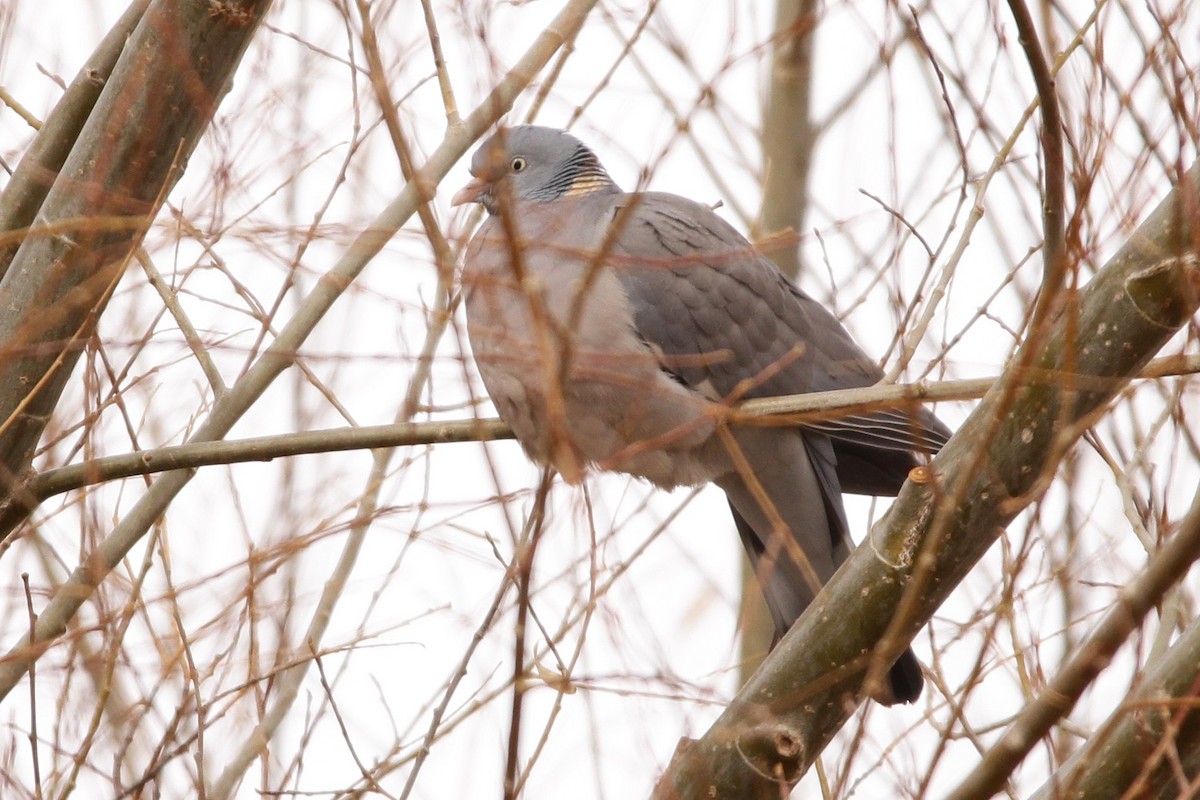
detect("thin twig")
(511, 482), (601, 796)
(397, 575), (513, 800)
(313, 652), (394, 798)
(945, 485), (1200, 800)
(135, 246), (228, 397)
(1006, 0), (1068, 334)
(504, 470), (554, 800)
(420, 0), (460, 126)
(22, 574), (42, 800)
(886, 1), (1104, 381)
(356, 0), (455, 278)
(27, 351), (1200, 502)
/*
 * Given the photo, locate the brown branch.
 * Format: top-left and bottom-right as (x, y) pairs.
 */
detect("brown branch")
(22, 352), (1199, 507)
(947, 485), (1200, 800)
(419, 0), (460, 126)
(355, 0), (455, 284)
(21, 574), (41, 800)
(1006, 0), (1068, 331)
(504, 470), (555, 800)
(1029, 588), (1200, 798)
(0, 0), (273, 540)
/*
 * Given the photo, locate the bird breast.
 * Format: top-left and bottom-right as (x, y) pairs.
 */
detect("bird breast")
(461, 205), (729, 488)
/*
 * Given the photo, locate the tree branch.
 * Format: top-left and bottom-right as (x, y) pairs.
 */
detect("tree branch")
(23, 353), (1198, 508)
(1029, 544), (1200, 799)
(1006, 0), (1067, 333)
(0, 0), (271, 537)
(947, 484), (1200, 799)
(0, 0), (151, 279)
(650, 163), (1200, 799)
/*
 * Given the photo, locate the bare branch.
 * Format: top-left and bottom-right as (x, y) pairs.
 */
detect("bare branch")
(947, 484), (1200, 799)
(651, 163), (1200, 799)
(0, 0), (602, 705)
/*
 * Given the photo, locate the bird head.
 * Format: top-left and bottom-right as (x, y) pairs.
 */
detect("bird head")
(451, 125), (618, 215)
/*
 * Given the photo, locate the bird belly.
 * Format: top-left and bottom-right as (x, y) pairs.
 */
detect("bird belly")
(464, 266), (728, 488)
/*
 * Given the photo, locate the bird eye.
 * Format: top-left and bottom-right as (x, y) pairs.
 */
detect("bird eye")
(510, 156), (528, 173)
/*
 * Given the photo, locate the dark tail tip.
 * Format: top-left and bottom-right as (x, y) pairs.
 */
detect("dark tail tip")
(882, 647), (924, 705)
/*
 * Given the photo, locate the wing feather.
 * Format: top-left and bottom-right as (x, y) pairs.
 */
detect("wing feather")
(608, 192), (950, 491)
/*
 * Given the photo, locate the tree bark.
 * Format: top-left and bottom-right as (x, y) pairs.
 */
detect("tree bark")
(1027, 491), (1200, 799)
(0, 0), (273, 538)
(652, 164), (1200, 799)
(0, 0), (151, 280)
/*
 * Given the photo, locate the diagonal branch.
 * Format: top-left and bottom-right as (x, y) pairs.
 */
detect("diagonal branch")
(0, 0), (151, 280)
(651, 163), (1200, 799)
(1028, 565), (1200, 799)
(947, 484), (1200, 799)
(0, 0), (272, 537)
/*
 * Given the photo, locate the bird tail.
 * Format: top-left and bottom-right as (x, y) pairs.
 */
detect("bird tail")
(729, 504), (924, 706)
(882, 646), (924, 705)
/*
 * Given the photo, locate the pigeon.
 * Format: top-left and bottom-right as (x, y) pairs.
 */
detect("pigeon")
(453, 125), (950, 705)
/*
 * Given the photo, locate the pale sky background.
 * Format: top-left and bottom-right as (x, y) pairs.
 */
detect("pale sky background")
(1, 1), (1198, 797)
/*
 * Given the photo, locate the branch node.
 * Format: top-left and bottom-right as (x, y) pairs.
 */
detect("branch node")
(734, 722), (806, 784)
(1124, 253), (1200, 328)
(908, 464), (933, 485)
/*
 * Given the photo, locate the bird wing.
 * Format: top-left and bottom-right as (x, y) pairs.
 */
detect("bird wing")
(606, 191), (933, 701)
(607, 192), (950, 495)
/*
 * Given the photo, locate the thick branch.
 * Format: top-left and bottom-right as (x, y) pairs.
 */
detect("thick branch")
(651, 165), (1200, 799)
(0, 0), (273, 536)
(948, 485), (1200, 799)
(0, 0), (151, 279)
(1029, 558), (1200, 799)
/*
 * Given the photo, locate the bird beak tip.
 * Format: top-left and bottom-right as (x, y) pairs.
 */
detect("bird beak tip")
(451, 177), (487, 207)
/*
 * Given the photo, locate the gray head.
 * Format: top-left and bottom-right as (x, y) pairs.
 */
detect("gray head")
(451, 126), (619, 214)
